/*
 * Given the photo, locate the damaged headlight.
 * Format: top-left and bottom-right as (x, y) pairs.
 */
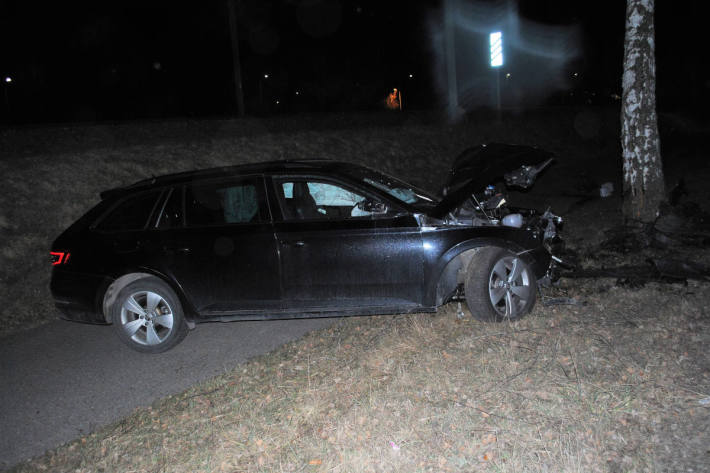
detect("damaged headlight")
(540, 208), (563, 243)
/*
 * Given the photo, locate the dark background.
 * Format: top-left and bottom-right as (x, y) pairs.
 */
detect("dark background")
(0, 0), (706, 124)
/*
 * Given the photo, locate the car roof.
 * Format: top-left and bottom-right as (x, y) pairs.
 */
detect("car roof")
(100, 159), (366, 200)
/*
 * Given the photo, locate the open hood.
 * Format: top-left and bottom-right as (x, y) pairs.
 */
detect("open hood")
(430, 143), (554, 218)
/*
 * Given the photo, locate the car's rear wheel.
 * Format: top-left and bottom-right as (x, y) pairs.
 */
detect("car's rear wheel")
(464, 247), (536, 322)
(110, 277), (188, 353)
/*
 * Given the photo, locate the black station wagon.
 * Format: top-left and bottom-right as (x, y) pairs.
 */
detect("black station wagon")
(51, 143), (563, 353)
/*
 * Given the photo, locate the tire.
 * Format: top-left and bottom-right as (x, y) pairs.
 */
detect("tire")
(110, 277), (189, 353)
(464, 247), (536, 322)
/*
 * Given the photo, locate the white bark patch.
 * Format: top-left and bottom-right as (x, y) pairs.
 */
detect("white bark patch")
(629, 7), (643, 28)
(622, 69), (636, 94)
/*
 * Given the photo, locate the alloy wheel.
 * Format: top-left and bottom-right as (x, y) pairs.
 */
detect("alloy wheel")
(488, 256), (532, 318)
(119, 290), (175, 346)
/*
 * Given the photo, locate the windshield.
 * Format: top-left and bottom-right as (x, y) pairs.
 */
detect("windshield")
(348, 166), (437, 208)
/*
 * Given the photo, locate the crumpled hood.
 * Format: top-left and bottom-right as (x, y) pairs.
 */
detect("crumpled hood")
(429, 143), (554, 218)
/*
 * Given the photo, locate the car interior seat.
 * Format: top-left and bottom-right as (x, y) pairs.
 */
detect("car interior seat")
(291, 182), (321, 219)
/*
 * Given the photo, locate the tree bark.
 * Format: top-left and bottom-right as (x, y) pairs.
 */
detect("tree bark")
(621, 0), (665, 223)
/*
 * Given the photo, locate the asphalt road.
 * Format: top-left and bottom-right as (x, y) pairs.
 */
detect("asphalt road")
(0, 316), (334, 470)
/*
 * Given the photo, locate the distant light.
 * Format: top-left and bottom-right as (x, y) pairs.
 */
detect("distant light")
(505, 73), (511, 79)
(490, 32), (503, 67)
(264, 74), (269, 79)
(295, 91), (300, 95)
(4, 77), (11, 83)
(409, 73), (413, 78)
(573, 72), (579, 77)
(276, 100), (280, 104)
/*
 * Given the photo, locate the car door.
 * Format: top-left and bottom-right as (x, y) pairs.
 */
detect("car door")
(152, 176), (280, 315)
(270, 175), (425, 310)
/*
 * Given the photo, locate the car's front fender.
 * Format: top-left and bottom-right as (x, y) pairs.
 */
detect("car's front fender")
(420, 228), (548, 307)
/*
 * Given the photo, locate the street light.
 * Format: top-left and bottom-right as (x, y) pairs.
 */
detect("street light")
(4, 77), (11, 83)
(490, 32), (503, 118)
(489, 32), (503, 67)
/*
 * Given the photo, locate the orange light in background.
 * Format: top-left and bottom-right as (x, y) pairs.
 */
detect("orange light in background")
(385, 88), (402, 110)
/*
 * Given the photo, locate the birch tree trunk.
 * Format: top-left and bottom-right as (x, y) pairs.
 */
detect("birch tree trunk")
(621, 0), (665, 223)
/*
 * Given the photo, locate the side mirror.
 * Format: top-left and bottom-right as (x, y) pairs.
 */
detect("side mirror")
(357, 198), (388, 214)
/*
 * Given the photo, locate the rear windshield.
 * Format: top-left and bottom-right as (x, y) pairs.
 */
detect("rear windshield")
(94, 191), (162, 233)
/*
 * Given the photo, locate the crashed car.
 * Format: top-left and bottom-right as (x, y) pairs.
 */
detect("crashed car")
(50, 143), (562, 353)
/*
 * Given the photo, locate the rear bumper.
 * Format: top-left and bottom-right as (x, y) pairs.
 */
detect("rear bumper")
(50, 269), (110, 324)
(54, 302), (109, 324)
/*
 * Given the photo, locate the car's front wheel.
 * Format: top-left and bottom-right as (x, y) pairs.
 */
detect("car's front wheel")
(464, 247), (536, 322)
(110, 277), (189, 353)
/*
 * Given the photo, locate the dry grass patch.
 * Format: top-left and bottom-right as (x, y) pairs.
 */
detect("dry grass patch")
(11, 278), (710, 473)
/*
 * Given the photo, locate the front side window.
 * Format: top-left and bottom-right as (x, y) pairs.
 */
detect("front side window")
(276, 178), (381, 220)
(186, 179), (262, 227)
(95, 190), (162, 232)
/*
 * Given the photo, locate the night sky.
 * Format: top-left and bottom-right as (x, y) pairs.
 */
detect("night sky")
(0, 0), (706, 124)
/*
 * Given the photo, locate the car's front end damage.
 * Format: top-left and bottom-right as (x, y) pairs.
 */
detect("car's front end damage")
(424, 143), (567, 284)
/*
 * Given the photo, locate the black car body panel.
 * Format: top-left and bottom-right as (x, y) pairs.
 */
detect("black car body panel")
(50, 152), (559, 326)
(50, 270), (111, 324)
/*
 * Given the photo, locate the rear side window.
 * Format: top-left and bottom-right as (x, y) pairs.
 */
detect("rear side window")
(186, 178), (262, 226)
(95, 190), (162, 233)
(157, 187), (184, 229)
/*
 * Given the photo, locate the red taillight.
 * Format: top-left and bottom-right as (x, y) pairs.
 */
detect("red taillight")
(50, 251), (71, 266)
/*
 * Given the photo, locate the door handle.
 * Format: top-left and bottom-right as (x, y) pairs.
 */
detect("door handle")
(281, 240), (305, 248)
(163, 245), (191, 254)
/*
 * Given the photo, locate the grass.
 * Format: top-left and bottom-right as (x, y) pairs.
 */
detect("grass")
(9, 277), (710, 472)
